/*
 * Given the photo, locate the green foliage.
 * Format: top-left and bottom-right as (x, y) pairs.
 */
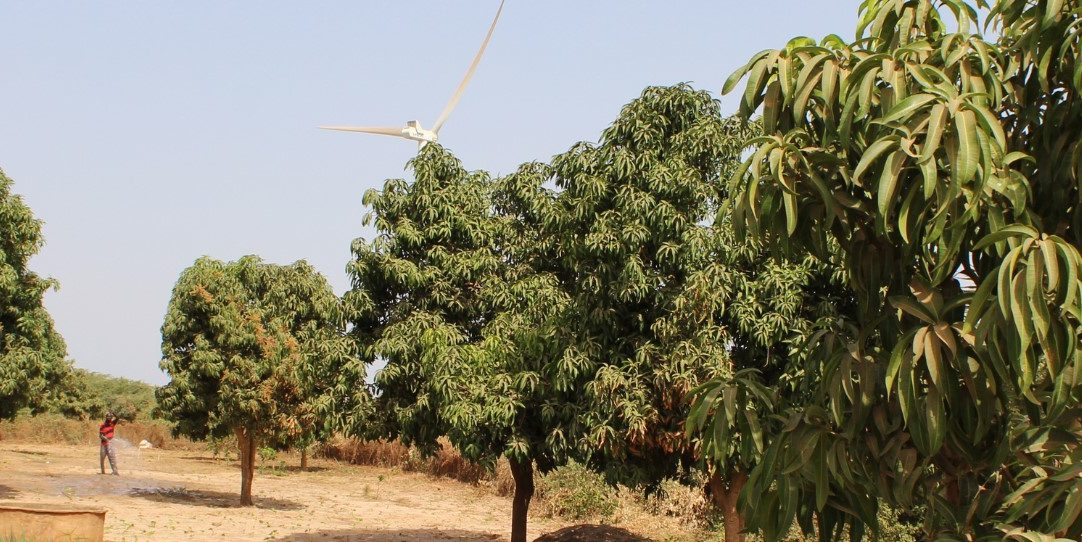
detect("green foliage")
(525, 84), (844, 516)
(535, 460), (619, 520)
(0, 169), (74, 420)
(742, 506), (921, 542)
(873, 506), (921, 542)
(258, 446), (278, 462)
(721, 0), (1082, 539)
(348, 140), (581, 480)
(529, 86), (765, 484)
(157, 255), (366, 445)
(347, 146), (501, 452)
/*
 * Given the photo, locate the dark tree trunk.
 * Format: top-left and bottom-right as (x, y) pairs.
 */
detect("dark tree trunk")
(946, 478), (961, 508)
(235, 426), (257, 506)
(508, 458), (534, 542)
(708, 469), (748, 542)
(301, 448), (308, 470)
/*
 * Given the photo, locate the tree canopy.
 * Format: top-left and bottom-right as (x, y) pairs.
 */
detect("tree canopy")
(0, 168), (73, 420)
(346, 149), (500, 452)
(533, 85), (761, 484)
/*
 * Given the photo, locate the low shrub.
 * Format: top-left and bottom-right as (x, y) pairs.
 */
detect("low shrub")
(640, 477), (712, 528)
(874, 505), (921, 542)
(535, 461), (619, 521)
(415, 441), (486, 483)
(258, 446), (278, 461)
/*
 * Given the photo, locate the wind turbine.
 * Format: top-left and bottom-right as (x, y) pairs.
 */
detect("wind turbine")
(320, 0), (506, 149)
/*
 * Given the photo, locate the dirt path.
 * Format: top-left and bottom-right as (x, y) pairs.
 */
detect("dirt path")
(0, 442), (571, 541)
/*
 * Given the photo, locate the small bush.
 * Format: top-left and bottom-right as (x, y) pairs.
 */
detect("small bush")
(418, 441), (485, 483)
(641, 477), (711, 527)
(258, 446), (278, 462)
(874, 505), (921, 542)
(535, 461), (618, 521)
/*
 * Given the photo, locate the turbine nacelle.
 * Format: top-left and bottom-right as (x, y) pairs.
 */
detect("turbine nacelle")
(402, 121), (437, 144)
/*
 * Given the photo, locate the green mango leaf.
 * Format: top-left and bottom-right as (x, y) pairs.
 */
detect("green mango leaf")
(953, 108), (980, 183)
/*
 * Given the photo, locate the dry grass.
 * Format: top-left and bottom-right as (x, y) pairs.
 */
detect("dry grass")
(491, 457), (515, 497)
(317, 437), (410, 467)
(318, 437), (487, 484)
(0, 413), (198, 450)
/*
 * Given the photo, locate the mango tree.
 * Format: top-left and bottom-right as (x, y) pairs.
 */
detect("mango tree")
(534, 85), (840, 542)
(0, 168), (74, 420)
(347, 146), (561, 542)
(538, 86), (746, 486)
(158, 256), (362, 505)
(721, 0), (1082, 538)
(684, 233), (854, 541)
(346, 147), (500, 454)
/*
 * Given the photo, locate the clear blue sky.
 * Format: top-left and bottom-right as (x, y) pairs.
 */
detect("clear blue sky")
(1, 2), (858, 385)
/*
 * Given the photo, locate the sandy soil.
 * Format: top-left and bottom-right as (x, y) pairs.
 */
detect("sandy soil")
(0, 441), (573, 541)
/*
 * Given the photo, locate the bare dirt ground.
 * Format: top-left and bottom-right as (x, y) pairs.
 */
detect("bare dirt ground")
(0, 441), (576, 541)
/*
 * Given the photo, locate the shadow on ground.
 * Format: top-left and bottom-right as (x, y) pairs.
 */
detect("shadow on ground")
(266, 525), (654, 542)
(128, 486), (303, 510)
(0, 484), (18, 499)
(178, 456), (329, 473)
(179, 455), (227, 463)
(534, 525), (652, 542)
(12, 450), (48, 456)
(267, 528), (503, 541)
(261, 465), (329, 474)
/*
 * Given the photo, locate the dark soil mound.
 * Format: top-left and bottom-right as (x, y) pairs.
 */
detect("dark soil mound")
(534, 524), (652, 542)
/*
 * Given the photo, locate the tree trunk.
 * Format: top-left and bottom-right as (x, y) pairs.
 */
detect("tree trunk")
(708, 469), (748, 542)
(235, 426), (257, 506)
(301, 448), (308, 471)
(508, 458), (534, 542)
(946, 477), (961, 508)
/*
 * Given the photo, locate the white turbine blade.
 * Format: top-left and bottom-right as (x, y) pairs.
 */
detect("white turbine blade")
(431, 0), (505, 134)
(319, 125), (406, 137)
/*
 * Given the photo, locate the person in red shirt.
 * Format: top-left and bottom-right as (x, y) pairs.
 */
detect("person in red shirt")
(98, 412), (119, 475)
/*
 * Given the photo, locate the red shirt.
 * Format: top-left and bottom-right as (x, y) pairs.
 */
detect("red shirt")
(99, 421), (115, 444)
